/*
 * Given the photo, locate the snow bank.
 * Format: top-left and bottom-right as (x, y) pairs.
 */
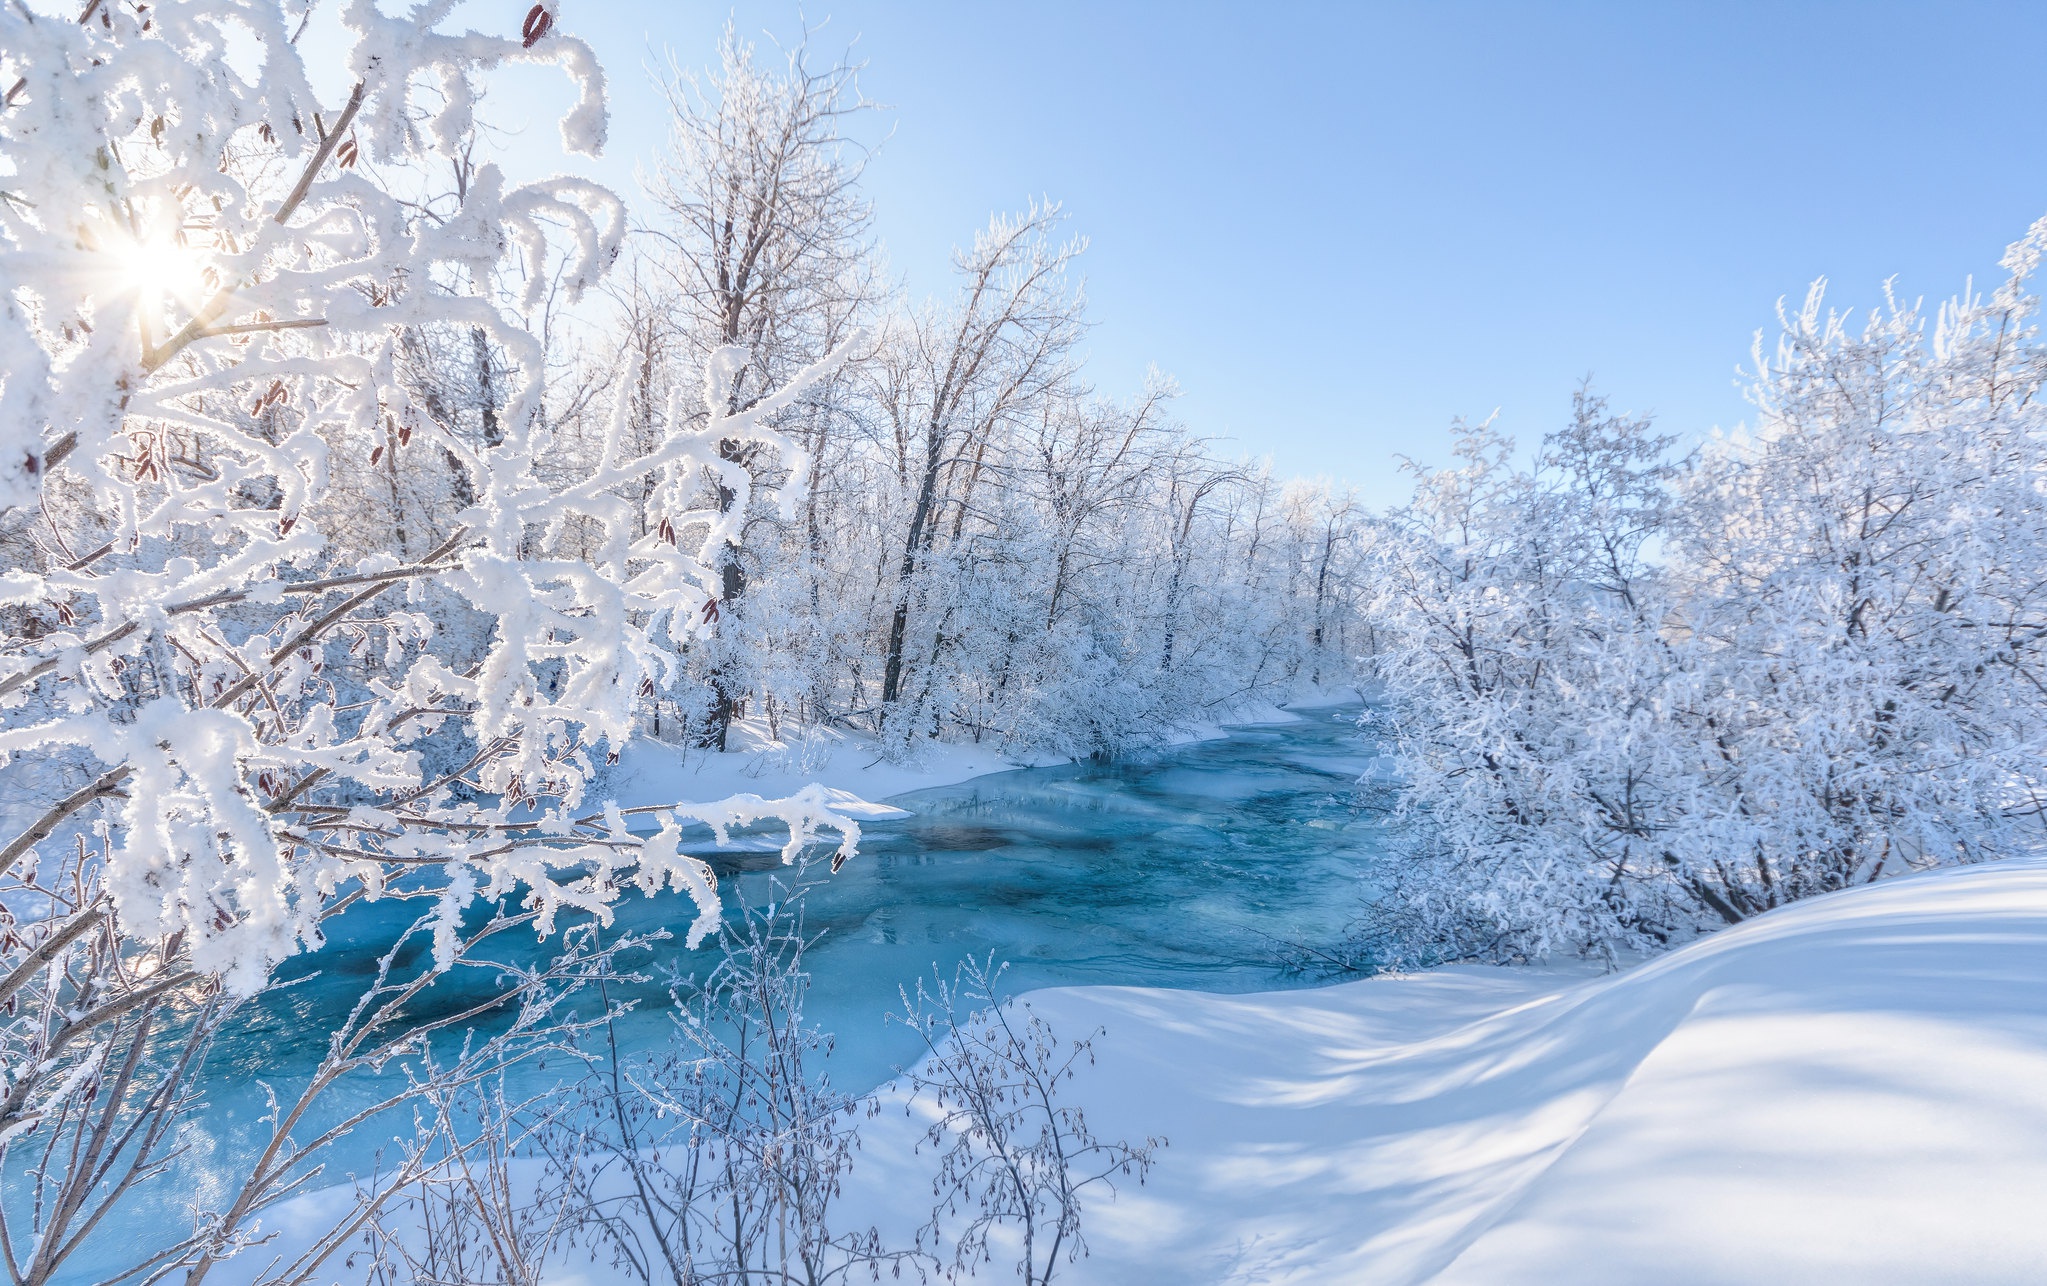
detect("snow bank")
(845, 858), (2047, 1284)
(605, 700), (1325, 818)
(607, 728), (1045, 820)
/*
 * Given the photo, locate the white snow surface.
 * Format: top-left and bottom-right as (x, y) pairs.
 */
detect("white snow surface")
(605, 701), (1312, 819)
(832, 856), (2047, 1284)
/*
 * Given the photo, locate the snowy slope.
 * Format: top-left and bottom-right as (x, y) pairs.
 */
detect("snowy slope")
(845, 858), (2047, 1284)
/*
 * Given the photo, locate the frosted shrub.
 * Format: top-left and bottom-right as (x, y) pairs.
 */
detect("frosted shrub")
(540, 887), (912, 1285)
(1368, 219), (2047, 964)
(893, 957), (1163, 1286)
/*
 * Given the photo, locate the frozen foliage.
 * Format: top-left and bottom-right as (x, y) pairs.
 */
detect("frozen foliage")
(0, 0), (861, 990)
(1366, 218), (2047, 963)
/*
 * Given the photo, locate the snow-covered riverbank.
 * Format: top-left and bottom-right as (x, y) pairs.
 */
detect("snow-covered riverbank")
(604, 697), (1329, 817)
(829, 857), (2047, 1284)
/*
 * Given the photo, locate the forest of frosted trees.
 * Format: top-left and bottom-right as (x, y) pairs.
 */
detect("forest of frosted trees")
(5, 3), (2047, 1283)
(329, 31), (1374, 766)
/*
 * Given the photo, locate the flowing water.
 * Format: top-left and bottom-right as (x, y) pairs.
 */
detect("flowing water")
(61, 705), (1391, 1280)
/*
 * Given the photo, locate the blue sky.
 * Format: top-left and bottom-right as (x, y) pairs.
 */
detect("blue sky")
(480, 1), (2047, 504)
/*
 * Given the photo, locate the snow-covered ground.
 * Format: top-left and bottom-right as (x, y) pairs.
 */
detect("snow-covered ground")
(837, 857), (2047, 1284)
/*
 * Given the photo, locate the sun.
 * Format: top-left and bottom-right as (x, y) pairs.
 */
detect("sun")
(107, 230), (214, 309)
(82, 204), (218, 318)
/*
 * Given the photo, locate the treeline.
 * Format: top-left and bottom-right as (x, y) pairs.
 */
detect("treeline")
(320, 31), (1368, 763)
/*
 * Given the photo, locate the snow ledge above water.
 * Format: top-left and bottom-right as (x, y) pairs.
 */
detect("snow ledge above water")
(603, 698), (1328, 818)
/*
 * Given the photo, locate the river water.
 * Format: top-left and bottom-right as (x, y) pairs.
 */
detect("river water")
(66, 706), (1390, 1280)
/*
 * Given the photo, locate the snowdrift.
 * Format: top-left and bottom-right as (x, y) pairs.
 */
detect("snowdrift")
(848, 858), (2047, 1283)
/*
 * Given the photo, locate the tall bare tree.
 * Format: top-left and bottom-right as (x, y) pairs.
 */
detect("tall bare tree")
(874, 205), (1086, 716)
(645, 23), (881, 748)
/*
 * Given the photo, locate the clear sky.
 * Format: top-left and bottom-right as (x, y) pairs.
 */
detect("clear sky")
(470, 0), (2047, 505)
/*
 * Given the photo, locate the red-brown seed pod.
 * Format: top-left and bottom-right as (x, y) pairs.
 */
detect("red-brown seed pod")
(522, 4), (552, 47)
(370, 445), (384, 465)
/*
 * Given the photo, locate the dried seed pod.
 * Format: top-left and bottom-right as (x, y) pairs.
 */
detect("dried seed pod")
(522, 4), (553, 47)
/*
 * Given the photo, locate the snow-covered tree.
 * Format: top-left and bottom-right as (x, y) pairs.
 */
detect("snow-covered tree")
(640, 21), (878, 749)
(1669, 233), (2047, 912)
(0, 4), (864, 1277)
(1365, 392), (1691, 962)
(871, 203), (1086, 727)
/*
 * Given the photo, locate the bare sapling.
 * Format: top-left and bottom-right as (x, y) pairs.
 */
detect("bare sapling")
(892, 956), (1163, 1286)
(541, 878), (917, 1285)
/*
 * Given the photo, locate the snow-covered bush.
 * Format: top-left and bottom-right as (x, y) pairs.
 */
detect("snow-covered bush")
(1368, 219), (2047, 964)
